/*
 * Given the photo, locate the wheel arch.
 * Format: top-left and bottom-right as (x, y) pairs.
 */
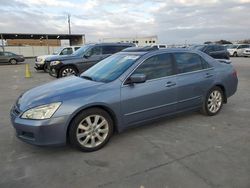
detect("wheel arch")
(213, 84), (227, 103)
(65, 104), (119, 142)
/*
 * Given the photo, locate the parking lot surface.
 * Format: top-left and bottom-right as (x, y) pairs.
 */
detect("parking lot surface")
(0, 58), (250, 188)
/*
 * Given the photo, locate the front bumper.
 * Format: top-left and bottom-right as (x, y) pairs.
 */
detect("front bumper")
(34, 62), (45, 70)
(10, 106), (69, 146)
(243, 52), (250, 57)
(228, 50), (235, 56)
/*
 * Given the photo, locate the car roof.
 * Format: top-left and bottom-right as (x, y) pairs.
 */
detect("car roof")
(122, 46), (158, 52)
(120, 48), (203, 56)
(87, 42), (135, 47)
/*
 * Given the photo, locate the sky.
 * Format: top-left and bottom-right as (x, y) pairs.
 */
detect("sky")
(0, 0), (250, 44)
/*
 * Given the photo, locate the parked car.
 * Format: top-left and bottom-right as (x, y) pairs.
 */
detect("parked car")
(242, 48), (250, 57)
(34, 46), (81, 72)
(227, 44), (250, 57)
(190, 44), (231, 63)
(48, 43), (135, 78)
(0, 51), (25, 64)
(10, 48), (238, 152)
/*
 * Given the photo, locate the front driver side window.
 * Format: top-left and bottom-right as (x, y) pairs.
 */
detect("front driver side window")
(133, 53), (175, 80)
(61, 48), (73, 55)
(88, 46), (102, 56)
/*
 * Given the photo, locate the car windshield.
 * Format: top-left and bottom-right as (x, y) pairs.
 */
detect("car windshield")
(189, 45), (204, 50)
(81, 54), (140, 82)
(52, 47), (64, 55)
(227, 45), (238, 49)
(72, 45), (92, 56)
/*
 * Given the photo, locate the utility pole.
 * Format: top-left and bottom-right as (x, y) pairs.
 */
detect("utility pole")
(1, 34), (5, 52)
(68, 14), (71, 35)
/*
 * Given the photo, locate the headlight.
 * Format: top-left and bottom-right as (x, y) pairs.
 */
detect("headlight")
(36, 57), (43, 62)
(50, 61), (61, 66)
(21, 102), (61, 120)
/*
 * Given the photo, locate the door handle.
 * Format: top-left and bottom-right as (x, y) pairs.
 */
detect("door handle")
(205, 73), (213, 78)
(165, 81), (176, 87)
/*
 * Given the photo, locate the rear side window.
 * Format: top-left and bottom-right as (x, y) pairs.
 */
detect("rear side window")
(0, 52), (3, 56)
(133, 53), (175, 80)
(174, 53), (204, 73)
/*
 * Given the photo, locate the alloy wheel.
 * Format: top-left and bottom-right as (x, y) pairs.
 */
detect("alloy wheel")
(62, 68), (76, 77)
(76, 115), (109, 148)
(10, 59), (17, 64)
(207, 90), (222, 113)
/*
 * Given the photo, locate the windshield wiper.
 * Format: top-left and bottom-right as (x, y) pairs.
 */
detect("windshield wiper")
(81, 75), (93, 81)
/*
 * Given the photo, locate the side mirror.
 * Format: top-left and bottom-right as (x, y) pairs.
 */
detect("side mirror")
(84, 51), (91, 58)
(127, 74), (146, 84)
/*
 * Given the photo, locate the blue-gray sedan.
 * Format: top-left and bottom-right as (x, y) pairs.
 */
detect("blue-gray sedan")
(10, 48), (238, 151)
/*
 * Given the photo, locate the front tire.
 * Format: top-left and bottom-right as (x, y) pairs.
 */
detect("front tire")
(9, 59), (17, 65)
(233, 52), (237, 57)
(201, 87), (224, 116)
(69, 108), (114, 152)
(58, 66), (78, 78)
(43, 64), (49, 73)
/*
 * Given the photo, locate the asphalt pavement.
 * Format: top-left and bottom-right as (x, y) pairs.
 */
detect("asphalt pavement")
(0, 57), (249, 188)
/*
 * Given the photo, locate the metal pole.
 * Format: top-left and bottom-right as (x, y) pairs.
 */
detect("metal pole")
(1, 34), (5, 52)
(68, 14), (71, 35)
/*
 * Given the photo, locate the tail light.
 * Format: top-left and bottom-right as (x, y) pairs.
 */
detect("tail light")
(232, 69), (237, 78)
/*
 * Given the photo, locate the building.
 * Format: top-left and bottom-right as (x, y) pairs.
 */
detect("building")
(0, 33), (85, 47)
(102, 36), (158, 46)
(0, 33), (85, 57)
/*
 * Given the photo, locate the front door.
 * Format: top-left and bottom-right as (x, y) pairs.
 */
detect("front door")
(121, 53), (178, 126)
(78, 46), (104, 72)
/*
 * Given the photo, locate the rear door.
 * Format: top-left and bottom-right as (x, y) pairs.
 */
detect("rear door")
(121, 52), (178, 126)
(174, 52), (214, 110)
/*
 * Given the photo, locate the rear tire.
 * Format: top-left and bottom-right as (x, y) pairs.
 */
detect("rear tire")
(9, 59), (17, 65)
(69, 108), (114, 152)
(233, 52), (237, 57)
(201, 86), (224, 116)
(58, 66), (78, 78)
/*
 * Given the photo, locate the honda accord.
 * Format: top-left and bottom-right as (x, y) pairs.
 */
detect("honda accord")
(10, 48), (238, 152)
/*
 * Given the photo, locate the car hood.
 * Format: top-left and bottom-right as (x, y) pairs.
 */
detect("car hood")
(38, 55), (54, 59)
(17, 76), (104, 111)
(46, 54), (80, 62)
